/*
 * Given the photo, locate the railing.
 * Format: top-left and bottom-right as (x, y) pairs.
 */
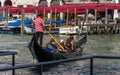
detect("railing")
(0, 55), (120, 75)
(0, 51), (17, 75)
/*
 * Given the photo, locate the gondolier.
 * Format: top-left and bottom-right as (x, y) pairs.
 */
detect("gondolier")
(34, 14), (45, 46)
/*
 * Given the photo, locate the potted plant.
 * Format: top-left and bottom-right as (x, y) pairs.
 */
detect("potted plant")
(115, 18), (120, 24)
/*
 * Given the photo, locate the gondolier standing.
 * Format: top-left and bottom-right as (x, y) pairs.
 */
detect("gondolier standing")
(34, 14), (45, 46)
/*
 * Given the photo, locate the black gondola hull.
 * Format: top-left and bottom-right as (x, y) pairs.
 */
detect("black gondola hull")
(28, 35), (87, 62)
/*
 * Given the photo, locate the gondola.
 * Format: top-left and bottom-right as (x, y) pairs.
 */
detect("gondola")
(28, 35), (87, 62)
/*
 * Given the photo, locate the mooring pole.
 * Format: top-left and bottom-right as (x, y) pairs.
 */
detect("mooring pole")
(21, 8), (25, 37)
(90, 58), (93, 75)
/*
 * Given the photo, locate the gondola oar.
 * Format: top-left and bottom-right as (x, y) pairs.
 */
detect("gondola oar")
(45, 29), (78, 61)
(43, 7), (64, 51)
(45, 29), (65, 51)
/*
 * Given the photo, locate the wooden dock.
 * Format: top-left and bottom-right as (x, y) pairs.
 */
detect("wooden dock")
(79, 24), (120, 35)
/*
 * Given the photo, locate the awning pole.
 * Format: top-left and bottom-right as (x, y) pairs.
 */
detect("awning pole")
(55, 9), (57, 27)
(66, 9), (69, 27)
(74, 8), (76, 25)
(43, 8), (46, 21)
(21, 8), (25, 37)
(105, 7), (108, 24)
(95, 9), (97, 24)
(49, 7), (52, 31)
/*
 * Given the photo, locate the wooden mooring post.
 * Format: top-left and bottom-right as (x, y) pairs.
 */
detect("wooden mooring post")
(82, 24), (120, 35)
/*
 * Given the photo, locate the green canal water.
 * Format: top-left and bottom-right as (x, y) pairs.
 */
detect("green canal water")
(0, 34), (120, 74)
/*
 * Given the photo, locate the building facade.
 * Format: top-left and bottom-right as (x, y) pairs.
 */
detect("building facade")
(0, 0), (119, 20)
(0, 0), (118, 7)
(0, 0), (63, 7)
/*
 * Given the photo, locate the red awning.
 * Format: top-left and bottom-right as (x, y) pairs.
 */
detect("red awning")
(23, 3), (120, 14)
(38, 5), (50, 14)
(106, 3), (118, 10)
(24, 6), (36, 13)
(9, 8), (21, 14)
(0, 5), (21, 14)
(97, 5), (106, 12)
(80, 3), (104, 10)
(114, 3), (120, 10)
(96, 4), (119, 12)
(51, 4), (85, 13)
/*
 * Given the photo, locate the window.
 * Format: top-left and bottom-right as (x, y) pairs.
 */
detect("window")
(106, 0), (112, 1)
(4, 0), (12, 6)
(0, 2), (1, 6)
(79, 0), (87, 2)
(17, 5), (23, 8)
(91, 0), (98, 1)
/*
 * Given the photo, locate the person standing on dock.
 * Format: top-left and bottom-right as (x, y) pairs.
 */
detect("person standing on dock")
(34, 14), (45, 46)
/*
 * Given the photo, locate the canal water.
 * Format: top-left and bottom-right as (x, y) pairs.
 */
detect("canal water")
(0, 34), (120, 75)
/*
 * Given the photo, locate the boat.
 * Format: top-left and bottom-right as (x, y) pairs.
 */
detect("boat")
(24, 20), (66, 34)
(59, 26), (79, 35)
(59, 26), (87, 35)
(0, 19), (33, 34)
(24, 26), (35, 34)
(24, 26), (59, 34)
(28, 34), (87, 62)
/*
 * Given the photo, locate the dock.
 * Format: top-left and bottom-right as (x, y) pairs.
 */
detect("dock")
(79, 24), (120, 35)
(0, 23), (120, 35)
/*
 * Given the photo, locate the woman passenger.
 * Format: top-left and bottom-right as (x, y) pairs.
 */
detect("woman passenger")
(46, 38), (58, 52)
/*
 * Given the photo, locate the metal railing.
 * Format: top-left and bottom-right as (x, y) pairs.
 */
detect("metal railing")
(0, 51), (17, 75)
(0, 55), (120, 75)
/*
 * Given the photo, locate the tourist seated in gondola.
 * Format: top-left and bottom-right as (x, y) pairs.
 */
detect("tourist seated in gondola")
(64, 35), (75, 52)
(45, 38), (58, 53)
(60, 39), (65, 49)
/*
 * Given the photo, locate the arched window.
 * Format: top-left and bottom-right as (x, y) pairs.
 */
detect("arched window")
(39, 0), (47, 6)
(61, 0), (65, 4)
(0, 1), (1, 6)
(51, 0), (60, 6)
(4, 0), (12, 6)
